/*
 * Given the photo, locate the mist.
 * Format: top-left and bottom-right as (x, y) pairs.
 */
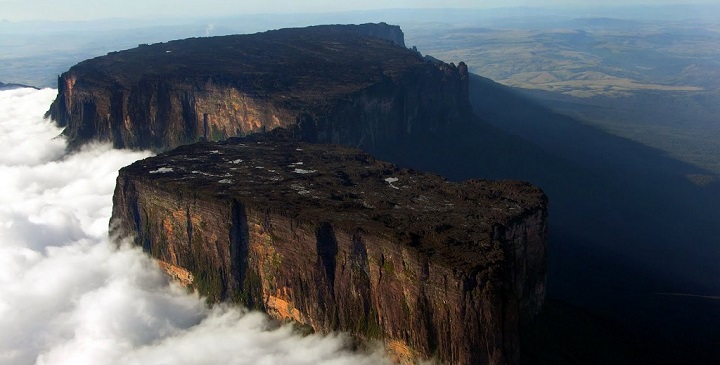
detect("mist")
(0, 88), (391, 365)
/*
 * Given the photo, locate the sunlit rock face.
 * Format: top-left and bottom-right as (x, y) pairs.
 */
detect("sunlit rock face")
(111, 135), (548, 365)
(46, 23), (470, 151)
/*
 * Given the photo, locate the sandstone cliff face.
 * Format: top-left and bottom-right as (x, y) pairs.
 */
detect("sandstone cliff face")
(46, 23), (468, 150)
(111, 138), (547, 364)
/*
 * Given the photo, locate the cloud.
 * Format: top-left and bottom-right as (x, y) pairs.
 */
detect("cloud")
(205, 23), (215, 37)
(0, 88), (391, 365)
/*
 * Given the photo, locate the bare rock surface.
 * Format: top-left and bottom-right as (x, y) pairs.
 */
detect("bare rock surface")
(111, 135), (547, 364)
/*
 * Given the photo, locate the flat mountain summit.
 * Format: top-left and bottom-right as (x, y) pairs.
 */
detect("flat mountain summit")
(47, 23), (470, 150)
(112, 135), (547, 364)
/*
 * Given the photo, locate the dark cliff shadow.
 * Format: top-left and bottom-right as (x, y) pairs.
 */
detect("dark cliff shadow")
(371, 73), (720, 364)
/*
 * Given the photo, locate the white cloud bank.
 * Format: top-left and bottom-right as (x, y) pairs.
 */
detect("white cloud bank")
(0, 88), (390, 365)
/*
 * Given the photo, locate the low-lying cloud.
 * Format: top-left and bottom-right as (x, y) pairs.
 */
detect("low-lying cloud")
(0, 88), (391, 365)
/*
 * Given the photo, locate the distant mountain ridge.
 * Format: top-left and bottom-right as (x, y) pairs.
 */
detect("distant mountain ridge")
(0, 81), (37, 90)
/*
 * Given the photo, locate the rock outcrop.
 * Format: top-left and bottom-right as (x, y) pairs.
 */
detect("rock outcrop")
(111, 136), (548, 365)
(46, 23), (468, 150)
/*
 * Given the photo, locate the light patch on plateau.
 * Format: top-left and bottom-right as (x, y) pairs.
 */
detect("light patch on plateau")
(385, 177), (400, 189)
(149, 167), (173, 174)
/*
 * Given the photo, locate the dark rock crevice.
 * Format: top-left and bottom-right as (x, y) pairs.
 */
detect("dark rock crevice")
(229, 200), (249, 299)
(316, 222), (338, 292)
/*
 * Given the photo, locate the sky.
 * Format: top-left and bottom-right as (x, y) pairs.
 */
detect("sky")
(0, 88), (392, 365)
(0, 0), (712, 21)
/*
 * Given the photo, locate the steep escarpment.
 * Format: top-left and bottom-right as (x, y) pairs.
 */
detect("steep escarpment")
(111, 137), (547, 365)
(46, 23), (468, 150)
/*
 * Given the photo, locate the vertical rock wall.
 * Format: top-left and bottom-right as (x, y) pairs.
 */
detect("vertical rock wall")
(110, 141), (547, 365)
(48, 77), (295, 149)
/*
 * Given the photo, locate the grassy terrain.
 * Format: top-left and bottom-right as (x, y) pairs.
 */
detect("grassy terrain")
(405, 18), (720, 93)
(521, 87), (720, 175)
(403, 17), (720, 175)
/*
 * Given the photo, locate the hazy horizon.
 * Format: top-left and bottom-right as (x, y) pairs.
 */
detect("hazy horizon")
(0, 0), (715, 22)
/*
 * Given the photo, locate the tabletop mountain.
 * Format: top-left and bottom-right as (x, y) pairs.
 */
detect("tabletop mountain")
(46, 23), (469, 151)
(111, 135), (547, 364)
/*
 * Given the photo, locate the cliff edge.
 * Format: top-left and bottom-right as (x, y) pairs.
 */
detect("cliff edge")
(111, 136), (548, 364)
(46, 23), (468, 150)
